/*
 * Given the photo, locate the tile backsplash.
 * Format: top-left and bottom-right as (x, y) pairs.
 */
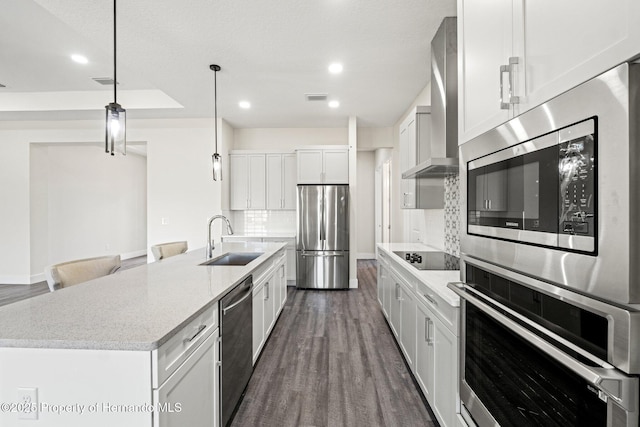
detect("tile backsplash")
(444, 174), (460, 257)
(230, 210), (296, 235)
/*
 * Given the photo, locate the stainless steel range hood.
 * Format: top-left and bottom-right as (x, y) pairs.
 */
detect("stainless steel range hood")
(403, 17), (458, 179)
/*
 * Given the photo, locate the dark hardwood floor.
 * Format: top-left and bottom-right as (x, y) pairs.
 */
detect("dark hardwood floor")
(0, 255), (148, 308)
(231, 260), (437, 427)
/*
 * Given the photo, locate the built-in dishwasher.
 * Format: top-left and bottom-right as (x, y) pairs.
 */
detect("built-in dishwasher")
(220, 275), (253, 427)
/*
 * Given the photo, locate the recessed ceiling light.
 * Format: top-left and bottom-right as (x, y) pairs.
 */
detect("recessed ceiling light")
(328, 63), (343, 74)
(239, 101), (251, 109)
(328, 100), (340, 108)
(71, 54), (89, 64)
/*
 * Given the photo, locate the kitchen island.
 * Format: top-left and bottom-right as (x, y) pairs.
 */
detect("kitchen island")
(0, 241), (286, 427)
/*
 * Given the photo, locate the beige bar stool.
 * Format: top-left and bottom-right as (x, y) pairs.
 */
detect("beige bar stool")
(150, 241), (188, 261)
(44, 255), (122, 292)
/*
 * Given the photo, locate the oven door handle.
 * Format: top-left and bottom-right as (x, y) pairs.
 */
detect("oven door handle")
(448, 282), (639, 411)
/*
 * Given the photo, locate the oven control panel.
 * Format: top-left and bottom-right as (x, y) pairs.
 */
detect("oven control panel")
(559, 127), (596, 238)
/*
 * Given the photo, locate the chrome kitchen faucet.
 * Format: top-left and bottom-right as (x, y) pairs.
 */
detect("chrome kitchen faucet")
(207, 215), (234, 258)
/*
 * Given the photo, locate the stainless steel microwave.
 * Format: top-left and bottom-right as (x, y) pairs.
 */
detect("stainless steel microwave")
(467, 118), (596, 253)
(460, 62), (640, 305)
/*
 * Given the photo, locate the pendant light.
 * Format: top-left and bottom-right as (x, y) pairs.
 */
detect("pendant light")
(105, 0), (126, 156)
(210, 64), (222, 181)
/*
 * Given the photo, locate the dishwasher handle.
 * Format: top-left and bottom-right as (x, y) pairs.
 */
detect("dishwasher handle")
(222, 284), (253, 315)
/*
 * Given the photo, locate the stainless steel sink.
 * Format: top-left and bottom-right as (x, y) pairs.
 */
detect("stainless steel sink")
(200, 252), (263, 266)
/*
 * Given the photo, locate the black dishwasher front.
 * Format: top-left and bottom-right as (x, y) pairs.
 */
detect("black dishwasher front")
(220, 275), (253, 427)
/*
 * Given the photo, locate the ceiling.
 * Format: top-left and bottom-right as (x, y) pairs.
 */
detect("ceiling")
(0, 0), (456, 128)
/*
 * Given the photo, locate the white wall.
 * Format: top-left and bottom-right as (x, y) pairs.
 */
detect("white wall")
(29, 144), (147, 281)
(356, 151), (376, 258)
(0, 118), (225, 284)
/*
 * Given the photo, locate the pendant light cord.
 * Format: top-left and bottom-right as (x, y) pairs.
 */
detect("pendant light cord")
(113, 0), (117, 104)
(214, 68), (218, 153)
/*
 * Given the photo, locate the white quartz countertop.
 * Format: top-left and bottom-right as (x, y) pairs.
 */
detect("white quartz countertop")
(0, 242), (286, 352)
(377, 243), (462, 307)
(222, 232), (296, 239)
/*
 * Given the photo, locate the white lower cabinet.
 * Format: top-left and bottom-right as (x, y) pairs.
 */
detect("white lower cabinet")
(398, 281), (416, 371)
(153, 328), (219, 427)
(252, 284), (265, 362)
(432, 315), (458, 427)
(252, 249), (287, 364)
(415, 300), (435, 405)
(377, 249), (460, 427)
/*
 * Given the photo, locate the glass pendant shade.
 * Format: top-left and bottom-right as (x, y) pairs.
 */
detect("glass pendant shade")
(105, 102), (126, 155)
(212, 153), (222, 181)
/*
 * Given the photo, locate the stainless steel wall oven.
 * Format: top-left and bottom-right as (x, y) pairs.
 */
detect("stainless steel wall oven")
(449, 259), (640, 427)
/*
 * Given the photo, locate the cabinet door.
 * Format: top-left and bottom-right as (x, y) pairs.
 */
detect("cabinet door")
(399, 282), (416, 370)
(263, 275), (276, 337)
(323, 149), (349, 184)
(154, 329), (218, 427)
(247, 154), (266, 209)
(377, 261), (386, 308)
(282, 154), (297, 209)
(252, 285), (265, 363)
(406, 117), (417, 168)
(279, 262), (287, 308)
(383, 265), (393, 319)
(266, 154), (283, 210)
(286, 247), (296, 281)
(520, 0), (640, 116)
(230, 155), (249, 210)
(415, 301), (435, 405)
(297, 150), (324, 184)
(432, 317), (458, 427)
(459, 0), (513, 143)
(399, 124), (416, 209)
(389, 274), (401, 339)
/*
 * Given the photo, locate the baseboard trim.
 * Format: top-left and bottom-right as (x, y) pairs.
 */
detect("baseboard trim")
(357, 252), (376, 260)
(0, 276), (32, 285)
(121, 249), (147, 260)
(349, 278), (358, 289)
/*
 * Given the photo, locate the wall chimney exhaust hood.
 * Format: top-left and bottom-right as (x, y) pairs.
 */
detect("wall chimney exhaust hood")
(403, 17), (458, 179)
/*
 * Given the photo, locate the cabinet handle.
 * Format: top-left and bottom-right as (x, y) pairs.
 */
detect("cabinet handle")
(184, 324), (207, 344)
(395, 283), (401, 300)
(265, 283), (269, 300)
(488, 199), (492, 210)
(423, 293), (437, 306)
(499, 57), (520, 110)
(425, 317), (430, 342)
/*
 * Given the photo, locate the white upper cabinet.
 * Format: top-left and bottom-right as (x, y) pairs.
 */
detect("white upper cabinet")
(266, 153), (296, 210)
(459, 0), (640, 144)
(458, 0), (515, 144)
(519, 0), (640, 116)
(230, 154), (266, 210)
(296, 147), (349, 184)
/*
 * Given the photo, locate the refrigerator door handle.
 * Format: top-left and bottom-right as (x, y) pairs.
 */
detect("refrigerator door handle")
(320, 188), (326, 245)
(301, 251), (345, 258)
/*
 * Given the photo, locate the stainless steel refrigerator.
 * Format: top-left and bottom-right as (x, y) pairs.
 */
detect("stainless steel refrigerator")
(296, 185), (349, 289)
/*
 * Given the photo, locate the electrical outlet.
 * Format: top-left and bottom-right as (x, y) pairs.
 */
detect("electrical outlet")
(17, 387), (38, 420)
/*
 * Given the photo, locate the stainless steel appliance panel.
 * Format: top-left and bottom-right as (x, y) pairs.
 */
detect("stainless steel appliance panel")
(220, 276), (253, 427)
(322, 185), (349, 251)
(296, 184), (350, 289)
(296, 250), (349, 289)
(460, 62), (640, 304)
(296, 185), (323, 251)
(449, 258), (640, 427)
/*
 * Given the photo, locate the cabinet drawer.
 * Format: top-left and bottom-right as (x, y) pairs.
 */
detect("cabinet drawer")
(415, 280), (458, 335)
(152, 303), (218, 388)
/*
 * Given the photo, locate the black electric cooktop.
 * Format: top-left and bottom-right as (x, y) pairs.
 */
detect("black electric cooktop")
(393, 251), (460, 271)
